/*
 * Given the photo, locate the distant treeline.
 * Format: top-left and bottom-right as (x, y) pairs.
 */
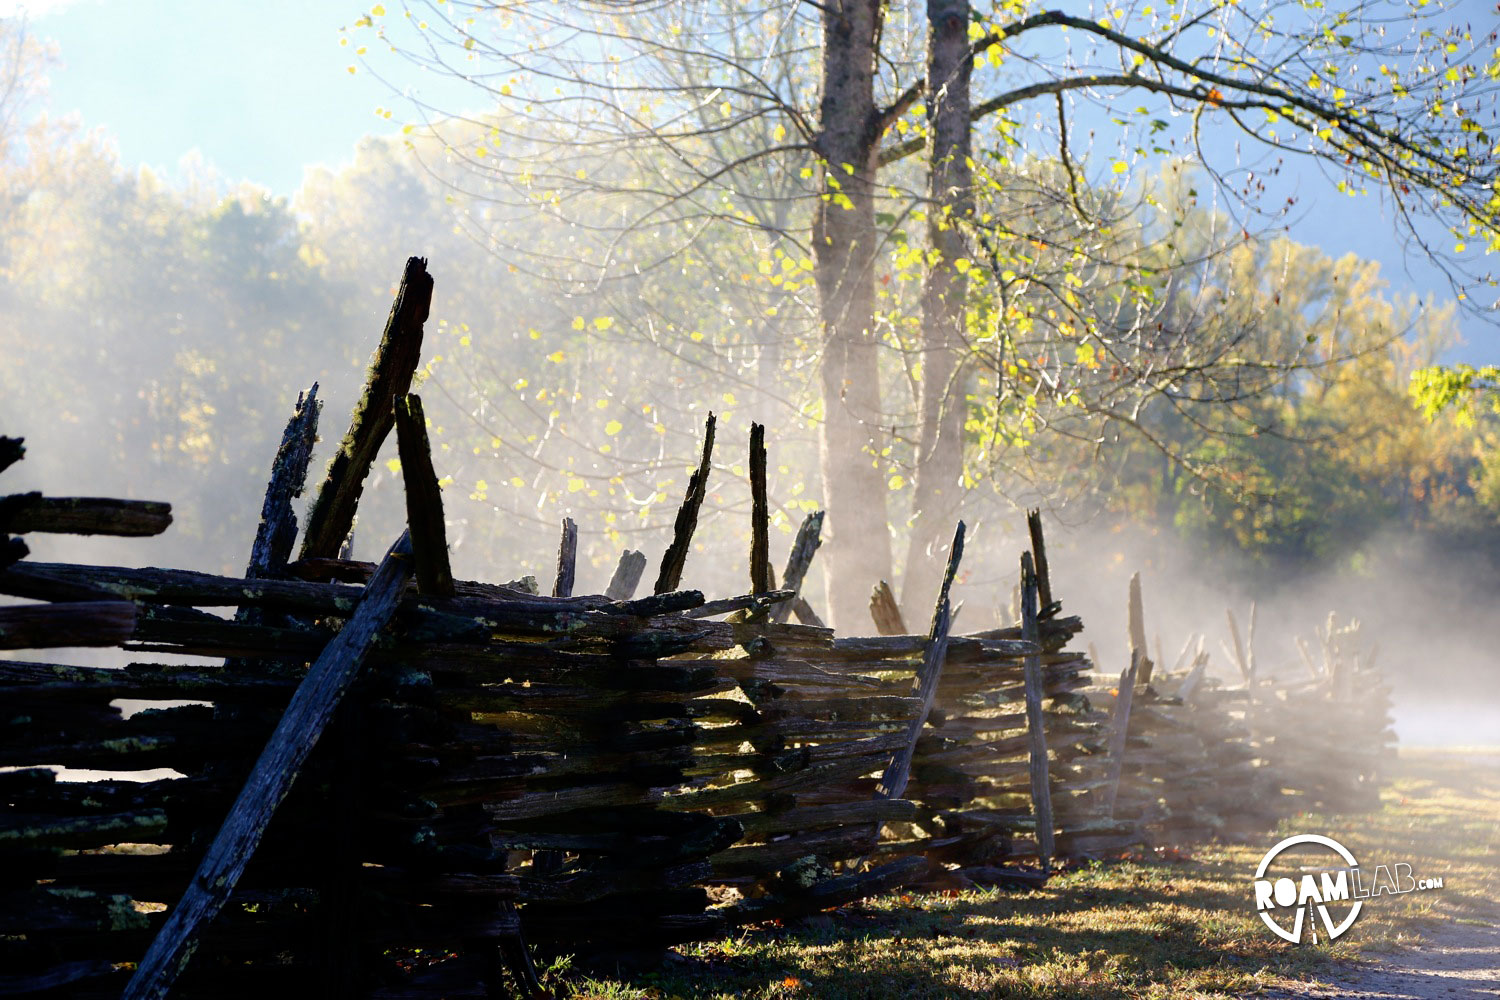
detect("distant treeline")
(1, 94), (1495, 597)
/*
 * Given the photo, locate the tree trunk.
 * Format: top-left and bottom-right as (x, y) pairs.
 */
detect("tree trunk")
(814, 0), (894, 629)
(901, 0), (973, 617)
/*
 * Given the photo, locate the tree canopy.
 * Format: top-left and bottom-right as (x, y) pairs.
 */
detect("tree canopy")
(347, 0), (1500, 623)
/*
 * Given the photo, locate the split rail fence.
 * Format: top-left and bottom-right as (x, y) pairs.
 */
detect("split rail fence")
(0, 258), (1394, 998)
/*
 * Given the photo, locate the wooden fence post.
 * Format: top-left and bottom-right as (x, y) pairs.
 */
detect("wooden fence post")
(654, 413), (715, 595)
(529, 516), (581, 876)
(1021, 551), (1056, 872)
(749, 423), (771, 596)
(552, 517), (578, 598)
(300, 257), (432, 560)
(394, 393), (455, 597)
(605, 549), (647, 601)
(1175, 651), (1208, 702)
(1101, 651), (1139, 818)
(770, 510), (824, 624)
(868, 579), (908, 636)
(874, 521), (965, 806)
(122, 531), (414, 1000)
(1025, 509), (1054, 616)
(1226, 607), (1251, 682)
(245, 385), (320, 581)
(1127, 571), (1154, 686)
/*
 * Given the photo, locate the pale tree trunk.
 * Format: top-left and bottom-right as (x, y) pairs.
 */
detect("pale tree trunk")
(814, 0), (894, 630)
(754, 203), (789, 429)
(901, 0), (973, 617)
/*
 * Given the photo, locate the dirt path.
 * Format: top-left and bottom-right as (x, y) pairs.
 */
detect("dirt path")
(1258, 923), (1500, 999)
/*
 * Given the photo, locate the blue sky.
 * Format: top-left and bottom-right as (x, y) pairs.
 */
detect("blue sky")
(12, 0), (1493, 359)
(19, 0), (474, 193)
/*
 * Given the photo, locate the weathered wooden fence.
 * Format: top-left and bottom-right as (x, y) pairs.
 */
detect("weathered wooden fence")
(0, 258), (1393, 998)
(1085, 575), (1396, 844)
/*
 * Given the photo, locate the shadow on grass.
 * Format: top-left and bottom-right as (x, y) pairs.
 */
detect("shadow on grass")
(554, 755), (1500, 998)
(557, 864), (1334, 999)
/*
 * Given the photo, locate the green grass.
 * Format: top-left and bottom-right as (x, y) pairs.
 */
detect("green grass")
(543, 750), (1500, 999)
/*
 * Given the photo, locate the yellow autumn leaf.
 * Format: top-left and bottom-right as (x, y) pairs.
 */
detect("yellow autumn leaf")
(605, 420), (623, 436)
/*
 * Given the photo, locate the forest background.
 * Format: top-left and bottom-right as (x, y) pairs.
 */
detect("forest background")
(1, 3), (1497, 746)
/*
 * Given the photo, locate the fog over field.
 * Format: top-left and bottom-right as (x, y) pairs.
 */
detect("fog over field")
(2, 4), (1497, 752)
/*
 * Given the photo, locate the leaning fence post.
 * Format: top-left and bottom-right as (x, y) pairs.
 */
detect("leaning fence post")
(1169, 633), (1196, 676)
(1175, 651), (1208, 703)
(300, 257), (433, 561)
(1021, 551), (1056, 872)
(1226, 607), (1251, 682)
(1101, 651), (1139, 818)
(654, 413), (715, 595)
(1127, 571), (1154, 686)
(873, 522), (965, 809)
(123, 531), (414, 1000)
(868, 579), (908, 636)
(770, 510), (824, 624)
(1025, 508), (1054, 616)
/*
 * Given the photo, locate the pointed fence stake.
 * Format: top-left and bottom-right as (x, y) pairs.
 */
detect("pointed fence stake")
(654, 413), (715, 595)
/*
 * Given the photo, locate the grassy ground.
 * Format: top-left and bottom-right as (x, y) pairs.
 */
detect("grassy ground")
(545, 749), (1500, 999)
